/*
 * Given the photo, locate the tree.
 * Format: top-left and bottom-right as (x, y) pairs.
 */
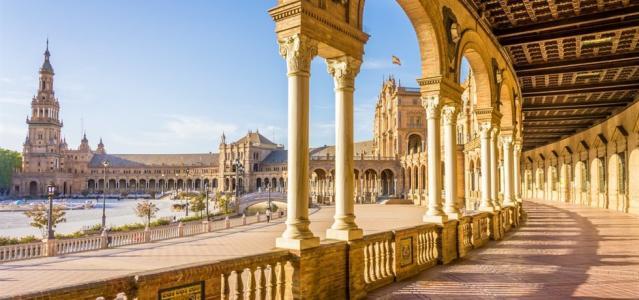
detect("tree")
(0, 148), (21, 195)
(189, 193), (206, 219)
(23, 204), (67, 238)
(134, 200), (159, 226)
(216, 191), (231, 215)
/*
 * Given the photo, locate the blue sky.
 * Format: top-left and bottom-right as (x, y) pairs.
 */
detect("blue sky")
(1, 1), (465, 153)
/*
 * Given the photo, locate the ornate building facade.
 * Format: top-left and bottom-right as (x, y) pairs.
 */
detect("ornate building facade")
(14, 46), (488, 203)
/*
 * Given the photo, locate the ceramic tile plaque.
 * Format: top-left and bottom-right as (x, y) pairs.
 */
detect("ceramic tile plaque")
(158, 281), (204, 300)
(400, 236), (413, 267)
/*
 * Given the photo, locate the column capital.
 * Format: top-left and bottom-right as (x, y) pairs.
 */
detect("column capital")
(326, 56), (361, 90)
(422, 96), (442, 119)
(442, 104), (460, 125)
(479, 122), (493, 139)
(500, 135), (513, 146)
(279, 34), (318, 75)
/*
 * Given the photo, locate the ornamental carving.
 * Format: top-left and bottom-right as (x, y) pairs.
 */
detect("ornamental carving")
(479, 122), (493, 139)
(423, 96), (442, 119)
(442, 105), (459, 125)
(326, 56), (361, 89)
(279, 34), (318, 75)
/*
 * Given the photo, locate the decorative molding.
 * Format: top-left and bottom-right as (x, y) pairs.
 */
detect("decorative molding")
(269, 2), (369, 45)
(441, 104), (460, 125)
(326, 56), (361, 89)
(279, 34), (318, 75)
(417, 76), (464, 103)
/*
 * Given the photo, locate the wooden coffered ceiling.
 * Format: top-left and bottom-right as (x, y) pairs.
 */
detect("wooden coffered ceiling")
(466, 0), (639, 150)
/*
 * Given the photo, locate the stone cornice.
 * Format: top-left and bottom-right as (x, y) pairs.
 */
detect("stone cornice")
(474, 107), (502, 125)
(417, 76), (464, 104)
(269, 1), (369, 58)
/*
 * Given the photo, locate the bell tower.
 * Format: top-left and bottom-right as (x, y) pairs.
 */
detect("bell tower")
(23, 40), (63, 173)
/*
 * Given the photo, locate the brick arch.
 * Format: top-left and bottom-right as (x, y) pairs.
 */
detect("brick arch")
(456, 32), (496, 109)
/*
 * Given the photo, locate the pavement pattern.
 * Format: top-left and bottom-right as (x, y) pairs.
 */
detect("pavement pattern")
(370, 200), (639, 299)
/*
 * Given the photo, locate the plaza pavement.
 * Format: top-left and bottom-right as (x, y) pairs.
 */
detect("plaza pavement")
(0, 204), (427, 298)
(370, 200), (639, 299)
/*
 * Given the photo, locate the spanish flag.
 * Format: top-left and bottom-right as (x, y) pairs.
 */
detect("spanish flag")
(392, 55), (401, 66)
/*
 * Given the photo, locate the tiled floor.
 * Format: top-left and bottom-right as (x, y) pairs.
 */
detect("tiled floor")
(369, 200), (639, 299)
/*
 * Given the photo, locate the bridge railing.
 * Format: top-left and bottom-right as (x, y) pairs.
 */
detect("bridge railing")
(0, 210), (286, 263)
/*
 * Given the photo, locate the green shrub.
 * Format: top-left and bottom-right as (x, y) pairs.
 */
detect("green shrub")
(0, 235), (40, 246)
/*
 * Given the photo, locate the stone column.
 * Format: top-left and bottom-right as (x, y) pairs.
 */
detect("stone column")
(479, 123), (494, 211)
(501, 135), (514, 205)
(326, 56), (363, 241)
(442, 105), (460, 219)
(514, 141), (522, 202)
(275, 34), (320, 250)
(490, 127), (501, 209)
(422, 96), (446, 223)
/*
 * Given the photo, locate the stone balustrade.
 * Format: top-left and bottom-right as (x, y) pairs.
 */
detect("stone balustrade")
(0, 212), (285, 263)
(10, 204), (521, 299)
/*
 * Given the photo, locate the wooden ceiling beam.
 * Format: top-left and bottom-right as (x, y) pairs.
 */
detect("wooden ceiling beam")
(524, 113), (610, 122)
(495, 5), (639, 39)
(522, 101), (630, 111)
(516, 52), (639, 76)
(498, 16), (639, 46)
(523, 125), (586, 130)
(522, 80), (639, 97)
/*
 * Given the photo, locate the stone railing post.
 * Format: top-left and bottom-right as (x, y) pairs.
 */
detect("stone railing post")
(437, 220), (458, 264)
(178, 222), (184, 237)
(202, 220), (210, 232)
(225, 216), (230, 229)
(256, 212), (261, 222)
(100, 229), (108, 249)
(144, 226), (151, 243)
(43, 238), (57, 257)
(242, 214), (247, 225)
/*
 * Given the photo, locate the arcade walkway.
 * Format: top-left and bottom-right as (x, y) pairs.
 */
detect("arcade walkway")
(370, 200), (639, 299)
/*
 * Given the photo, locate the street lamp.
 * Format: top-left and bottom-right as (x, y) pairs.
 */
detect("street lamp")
(185, 168), (190, 216)
(233, 158), (244, 213)
(101, 160), (109, 230)
(161, 173), (165, 197)
(204, 183), (210, 221)
(265, 180), (272, 222)
(46, 184), (56, 239)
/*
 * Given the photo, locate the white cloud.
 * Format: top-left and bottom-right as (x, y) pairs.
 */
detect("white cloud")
(0, 122), (25, 150)
(164, 114), (237, 139)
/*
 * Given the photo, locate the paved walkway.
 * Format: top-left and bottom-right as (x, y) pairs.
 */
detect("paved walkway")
(370, 200), (639, 299)
(0, 204), (427, 298)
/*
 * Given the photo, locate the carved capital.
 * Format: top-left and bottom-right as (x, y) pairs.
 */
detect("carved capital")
(500, 135), (513, 148)
(279, 34), (318, 75)
(422, 96), (442, 119)
(441, 104), (459, 126)
(326, 56), (361, 90)
(479, 122), (493, 139)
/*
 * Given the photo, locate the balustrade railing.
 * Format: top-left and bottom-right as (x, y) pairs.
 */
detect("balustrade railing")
(219, 251), (292, 300)
(361, 232), (395, 291)
(0, 242), (43, 262)
(0, 210), (286, 263)
(109, 231), (146, 247)
(56, 235), (103, 255)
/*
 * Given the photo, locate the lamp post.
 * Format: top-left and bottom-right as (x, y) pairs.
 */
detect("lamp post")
(233, 158), (244, 213)
(161, 173), (165, 197)
(185, 168), (190, 217)
(101, 160), (109, 230)
(46, 184), (56, 239)
(205, 183), (210, 221)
